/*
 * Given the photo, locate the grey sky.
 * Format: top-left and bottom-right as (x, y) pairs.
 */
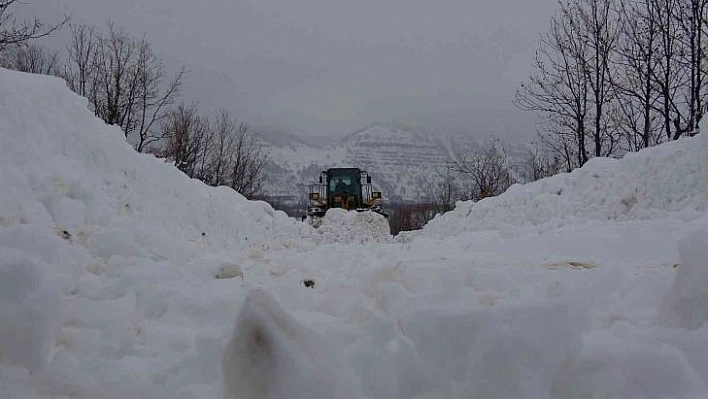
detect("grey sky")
(28, 0), (558, 139)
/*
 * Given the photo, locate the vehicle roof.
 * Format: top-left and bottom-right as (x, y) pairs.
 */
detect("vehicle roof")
(326, 167), (362, 174)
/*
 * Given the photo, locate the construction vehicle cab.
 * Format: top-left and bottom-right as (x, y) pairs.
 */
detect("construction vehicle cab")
(308, 167), (386, 218)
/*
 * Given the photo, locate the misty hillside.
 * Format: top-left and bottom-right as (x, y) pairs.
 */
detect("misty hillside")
(262, 124), (486, 202)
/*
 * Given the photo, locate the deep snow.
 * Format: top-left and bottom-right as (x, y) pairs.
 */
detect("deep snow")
(2, 67), (708, 399)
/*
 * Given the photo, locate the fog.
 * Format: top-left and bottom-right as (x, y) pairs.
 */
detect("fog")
(26, 0), (558, 139)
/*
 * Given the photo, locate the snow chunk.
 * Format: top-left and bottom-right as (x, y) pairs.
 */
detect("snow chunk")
(0, 251), (61, 372)
(553, 330), (708, 399)
(396, 301), (583, 398)
(216, 263), (244, 280)
(659, 230), (708, 329)
(222, 288), (359, 399)
(310, 208), (390, 244)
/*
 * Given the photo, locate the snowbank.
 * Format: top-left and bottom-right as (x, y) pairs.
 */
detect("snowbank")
(0, 68), (304, 396)
(0, 68), (304, 257)
(423, 131), (708, 238)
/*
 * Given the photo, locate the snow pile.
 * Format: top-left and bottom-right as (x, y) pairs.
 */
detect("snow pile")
(0, 68), (304, 397)
(309, 208), (390, 244)
(423, 132), (708, 237)
(222, 288), (360, 399)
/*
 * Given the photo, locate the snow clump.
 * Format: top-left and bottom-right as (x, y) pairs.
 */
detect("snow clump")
(659, 230), (708, 329)
(309, 208), (390, 244)
(222, 288), (360, 399)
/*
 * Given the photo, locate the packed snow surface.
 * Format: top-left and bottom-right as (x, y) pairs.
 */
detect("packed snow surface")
(2, 67), (708, 399)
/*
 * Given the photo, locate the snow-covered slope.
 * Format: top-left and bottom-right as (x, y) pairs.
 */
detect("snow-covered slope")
(0, 70), (304, 251)
(341, 124), (453, 200)
(3, 67), (708, 399)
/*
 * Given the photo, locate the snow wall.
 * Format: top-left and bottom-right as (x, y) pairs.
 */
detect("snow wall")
(0, 67), (305, 395)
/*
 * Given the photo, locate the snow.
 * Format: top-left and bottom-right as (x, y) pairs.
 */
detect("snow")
(2, 66), (708, 398)
(659, 230), (708, 329)
(222, 288), (360, 399)
(308, 208), (391, 244)
(0, 252), (61, 372)
(420, 132), (708, 238)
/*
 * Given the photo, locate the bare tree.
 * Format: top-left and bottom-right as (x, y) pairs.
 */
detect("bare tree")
(522, 145), (564, 182)
(133, 38), (184, 152)
(159, 106), (270, 199)
(0, 0), (68, 51)
(62, 24), (97, 98)
(207, 110), (236, 186)
(517, 0), (623, 168)
(515, 2), (591, 169)
(93, 23), (139, 134)
(0, 42), (58, 74)
(577, 0), (622, 157)
(452, 142), (516, 201)
(519, 0), (708, 158)
(612, 0), (663, 150)
(229, 123), (270, 199)
(161, 103), (211, 179)
(424, 166), (465, 213)
(63, 22), (183, 152)
(673, 0), (708, 138)
(653, 0), (685, 141)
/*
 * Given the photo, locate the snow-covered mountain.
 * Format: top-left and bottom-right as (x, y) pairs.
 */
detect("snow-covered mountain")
(262, 124), (480, 202)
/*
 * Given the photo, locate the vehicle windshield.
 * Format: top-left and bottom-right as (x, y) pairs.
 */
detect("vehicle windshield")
(328, 170), (361, 196)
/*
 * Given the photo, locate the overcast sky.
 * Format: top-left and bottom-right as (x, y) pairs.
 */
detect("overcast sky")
(27, 0), (558, 139)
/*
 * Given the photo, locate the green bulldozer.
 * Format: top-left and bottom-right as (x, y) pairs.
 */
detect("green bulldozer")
(307, 167), (387, 218)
